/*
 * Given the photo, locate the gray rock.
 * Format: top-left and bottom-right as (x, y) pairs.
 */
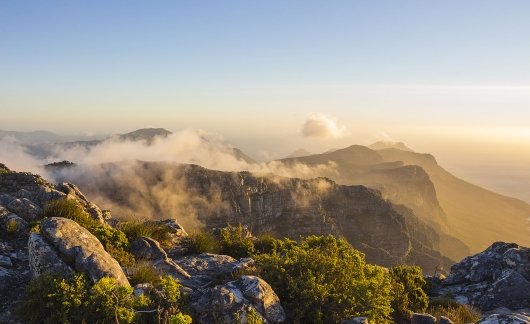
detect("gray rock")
(340, 318), (368, 324)
(479, 269), (530, 311)
(133, 283), (151, 298)
(15, 189), (36, 203)
(411, 313), (436, 324)
(0, 194), (15, 207)
(194, 276), (284, 323)
(28, 232), (73, 278)
(438, 316), (454, 324)
(0, 214), (28, 236)
(41, 217), (129, 286)
(36, 187), (67, 206)
(476, 313), (530, 323)
(6, 198), (41, 221)
(228, 276), (285, 323)
(174, 253), (256, 278)
(0, 255), (12, 267)
(130, 236), (167, 261)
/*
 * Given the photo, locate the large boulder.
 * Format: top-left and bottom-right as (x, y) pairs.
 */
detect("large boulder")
(194, 275), (285, 324)
(411, 313), (436, 324)
(40, 217), (129, 286)
(439, 242), (530, 312)
(173, 253), (256, 278)
(28, 232), (73, 278)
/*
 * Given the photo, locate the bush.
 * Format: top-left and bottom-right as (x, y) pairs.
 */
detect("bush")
(219, 223), (255, 258)
(106, 243), (136, 268)
(389, 265), (428, 323)
(89, 225), (130, 251)
(183, 228), (220, 255)
(255, 235), (393, 324)
(130, 261), (162, 286)
(254, 231), (276, 254)
(40, 199), (100, 228)
(119, 220), (173, 247)
(17, 272), (190, 324)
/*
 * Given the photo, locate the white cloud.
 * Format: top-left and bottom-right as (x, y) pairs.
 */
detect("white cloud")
(300, 113), (349, 139)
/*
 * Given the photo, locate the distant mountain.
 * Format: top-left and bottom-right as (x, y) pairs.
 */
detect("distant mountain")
(368, 141), (414, 152)
(323, 148), (339, 154)
(285, 149), (312, 158)
(275, 144), (530, 260)
(0, 129), (107, 144)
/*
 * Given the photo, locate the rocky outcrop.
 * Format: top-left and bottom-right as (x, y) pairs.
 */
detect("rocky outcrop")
(40, 217), (129, 286)
(411, 313), (436, 324)
(435, 242), (530, 312)
(174, 253), (255, 278)
(194, 275), (285, 324)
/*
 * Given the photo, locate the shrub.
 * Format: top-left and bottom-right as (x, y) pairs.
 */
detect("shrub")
(89, 225), (130, 251)
(255, 235), (393, 324)
(389, 265), (428, 323)
(169, 313), (193, 324)
(40, 199), (100, 228)
(17, 272), (190, 324)
(15, 272), (90, 324)
(427, 304), (482, 324)
(5, 218), (20, 238)
(219, 223), (255, 258)
(119, 219), (172, 247)
(183, 228), (220, 255)
(105, 243), (136, 268)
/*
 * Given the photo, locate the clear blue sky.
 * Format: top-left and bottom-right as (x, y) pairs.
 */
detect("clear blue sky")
(1, 1), (530, 164)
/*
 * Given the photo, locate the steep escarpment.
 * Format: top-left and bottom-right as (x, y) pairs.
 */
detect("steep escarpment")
(49, 160), (454, 272)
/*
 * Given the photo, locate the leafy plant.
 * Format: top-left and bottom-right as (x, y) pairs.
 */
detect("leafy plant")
(5, 218), (20, 238)
(219, 223), (255, 258)
(254, 231), (276, 254)
(89, 225), (130, 251)
(183, 228), (220, 255)
(130, 261), (162, 286)
(255, 235), (393, 324)
(389, 265), (428, 323)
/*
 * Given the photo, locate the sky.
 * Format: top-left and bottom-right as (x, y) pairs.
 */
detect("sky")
(1, 1), (530, 168)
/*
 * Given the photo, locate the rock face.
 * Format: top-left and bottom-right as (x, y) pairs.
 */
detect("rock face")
(437, 242), (530, 311)
(54, 161), (455, 272)
(40, 217), (129, 286)
(28, 232), (73, 278)
(174, 253), (255, 278)
(411, 313), (436, 324)
(194, 275), (285, 324)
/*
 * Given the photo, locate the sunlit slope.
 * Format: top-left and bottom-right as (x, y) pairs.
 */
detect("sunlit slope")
(376, 148), (530, 253)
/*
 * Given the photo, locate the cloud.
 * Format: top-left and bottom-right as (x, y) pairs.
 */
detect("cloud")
(300, 113), (349, 139)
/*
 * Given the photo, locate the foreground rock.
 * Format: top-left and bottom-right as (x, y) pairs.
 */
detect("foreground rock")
(173, 253), (255, 278)
(40, 217), (129, 286)
(194, 275), (285, 324)
(28, 232), (73, 278)
(436, 242), (530, 312)
(477, 314), (530, 323)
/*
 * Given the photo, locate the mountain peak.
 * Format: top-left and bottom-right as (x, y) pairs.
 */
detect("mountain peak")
(285, 149), (312, 158)
(368, 141), (414, 152)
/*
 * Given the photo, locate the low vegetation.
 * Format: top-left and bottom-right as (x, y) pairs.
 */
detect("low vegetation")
(119, 219), (173, 247)
(183, 228), (220, 254)
(16, 272), (190, 324)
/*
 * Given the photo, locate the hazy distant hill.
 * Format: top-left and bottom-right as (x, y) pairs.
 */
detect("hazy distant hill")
(285, 149), (312, 158)
(0, 129), (107, 144)
(374, 148), (530, 254)
(276, 144), (530, 259)
(368, 141), (414, 152)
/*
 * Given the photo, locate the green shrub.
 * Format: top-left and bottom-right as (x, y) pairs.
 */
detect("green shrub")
(15, 272), (90, 324)
(5, 218), (20, 238)
(106, 243), (136, 268)
(183, 228), (220, 255)
(89, 225), (130, 251)
(169, 313), (193, 324)
(429, 296), (460, 308)
(119, 220), (172, 247)
(255, 235), (393, 324)
(389, 265), (428, 323)
(427, 304), (482, 324)
(40, 199), (100, 228)
(219, 223), (255, 258)
(17, 272), (190, 324)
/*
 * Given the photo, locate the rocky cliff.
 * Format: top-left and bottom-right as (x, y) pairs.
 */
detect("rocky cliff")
(49, 160), (455, 273)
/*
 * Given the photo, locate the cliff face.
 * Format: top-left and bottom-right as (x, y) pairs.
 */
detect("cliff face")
(49, 161), (454, 272)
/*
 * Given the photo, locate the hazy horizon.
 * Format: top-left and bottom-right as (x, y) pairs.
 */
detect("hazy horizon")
(2, 2), (529, 201)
